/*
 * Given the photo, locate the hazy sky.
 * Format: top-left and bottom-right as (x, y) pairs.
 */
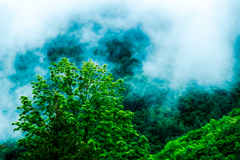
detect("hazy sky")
(0, 0), (240, 142)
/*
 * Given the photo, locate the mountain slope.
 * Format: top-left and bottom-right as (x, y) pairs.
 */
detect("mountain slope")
(153, 108), (240, 160)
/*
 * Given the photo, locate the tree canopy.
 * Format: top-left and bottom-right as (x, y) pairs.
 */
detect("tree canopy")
(153, 108), (240, 160)
(11, 57), (150, 160)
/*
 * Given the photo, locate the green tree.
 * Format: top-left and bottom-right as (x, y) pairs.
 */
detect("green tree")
(0, 138), (28, 160)
(11, 57), (150, 160)
(0, 144), (6, 154)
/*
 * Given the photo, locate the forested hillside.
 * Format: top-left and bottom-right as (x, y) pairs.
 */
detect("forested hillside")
(1, 24), (240, 159)
(1, 74), (240, 159)
(153, 108), (240, 159)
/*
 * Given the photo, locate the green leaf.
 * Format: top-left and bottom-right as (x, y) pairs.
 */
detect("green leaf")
(11, 58), (150, 160)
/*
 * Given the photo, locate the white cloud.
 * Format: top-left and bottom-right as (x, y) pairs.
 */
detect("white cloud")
(0, 0), (240, 141)
(132, 0), (240, 87)
(34, 66), (48, 76)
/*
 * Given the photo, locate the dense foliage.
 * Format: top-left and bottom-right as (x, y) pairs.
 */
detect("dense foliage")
(113, 74), (240, 154)
(10, 58), (150, 160)
(1, 31), (240, 159)
(2, 58), (240, 159)
(153, 108), (240, 159)
(0, 139), (27, 160)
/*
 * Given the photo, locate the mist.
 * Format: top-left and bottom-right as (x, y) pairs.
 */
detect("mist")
(0, 0), (240, 142)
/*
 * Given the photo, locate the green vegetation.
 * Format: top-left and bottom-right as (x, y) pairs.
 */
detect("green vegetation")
(0, 138), (27, 160)
(153, 108), (240, 159)
(9, 58), (150, 159)
(0, 145), (6, 155)
(2, 55), (240, 159)
(2, 34), (240, 159)
(124, 77), (240, 154)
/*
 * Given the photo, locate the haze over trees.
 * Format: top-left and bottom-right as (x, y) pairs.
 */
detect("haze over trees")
(1, 26), (240, 160)
(1, 33), (240, 159)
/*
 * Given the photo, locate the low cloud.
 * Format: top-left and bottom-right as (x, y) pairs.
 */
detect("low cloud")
(0, 0), (240, 141)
